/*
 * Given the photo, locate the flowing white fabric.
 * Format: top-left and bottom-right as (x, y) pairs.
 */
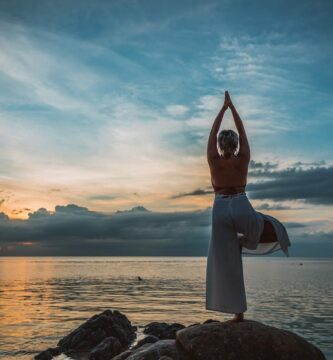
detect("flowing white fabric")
(205, 192), (291, 314)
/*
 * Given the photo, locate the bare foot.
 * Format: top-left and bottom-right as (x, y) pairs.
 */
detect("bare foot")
(231, 313), (244, 322)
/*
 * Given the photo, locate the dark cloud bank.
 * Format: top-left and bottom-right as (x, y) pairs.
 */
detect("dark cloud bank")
(0, 204), (211, 256)
(173, 160), (333, 205)
(0, 203), (332, 257)
(1, 161), (332, 257)
(246, 161), (333, 205)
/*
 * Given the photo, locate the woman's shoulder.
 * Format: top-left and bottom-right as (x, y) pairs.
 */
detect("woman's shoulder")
(219, 153), (250, 165)
(208, 154), (250, 171)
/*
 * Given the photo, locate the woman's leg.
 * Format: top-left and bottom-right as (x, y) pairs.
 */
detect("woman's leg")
(206, 198), (247, 315)
(238, 219), (277, 246)
(259, 219), (277, 243)
(229, 244), (245, 322)
(231, 312), (244, 322)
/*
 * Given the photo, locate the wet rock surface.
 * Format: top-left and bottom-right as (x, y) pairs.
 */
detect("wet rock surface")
(143, 322), (185, 340)
(35, 309), (136, 360)
(89, 336), (122, 360)
(131, 334), (160, 350)
(176, 319), (326, 360)
(35, 310), (326, 360)
(34, 346), (62, 360)
(58, 309), (136, 352)
(112, 339), (191, 360)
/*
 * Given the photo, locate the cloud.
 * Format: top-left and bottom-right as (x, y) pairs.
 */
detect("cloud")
(1, 1), (332, 228)
(249, 160), (329, 177)
(249, 160), (278, 171)
(0, 203), (332, 257)
(287, 231), (333, 257)
(283, 222), (307, 229)
(252, 228), (333, 257)
(291, 160), (327, 167)
(207, 31), (333, 159)
(170, 188), (213, 199)
(0, 212), (9, 221)
(88, 194), (118, 201)
(255, 202), (291, 211)
(212, 33), (320, 92)
(170, 161), (333, 206)
(196, 95), (222, 111)
(115, 206), (151, 214)
(247, 164), (333, 205)
(165, 104), (189, 116)
(0, 204), (212, 256)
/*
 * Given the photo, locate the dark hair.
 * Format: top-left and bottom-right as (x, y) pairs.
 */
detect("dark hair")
(218, 130), (238, 155)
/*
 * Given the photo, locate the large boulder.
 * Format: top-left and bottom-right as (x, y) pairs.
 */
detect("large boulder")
(176, 319), (326, 360)
(34, 309), (137, 360)
(57, 309), (136, 353)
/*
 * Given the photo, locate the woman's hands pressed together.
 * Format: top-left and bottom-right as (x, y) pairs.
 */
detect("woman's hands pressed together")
(222, 90), (233, 110)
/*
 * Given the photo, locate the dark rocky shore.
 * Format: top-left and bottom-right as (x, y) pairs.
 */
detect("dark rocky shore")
(35, 309), (326, 360)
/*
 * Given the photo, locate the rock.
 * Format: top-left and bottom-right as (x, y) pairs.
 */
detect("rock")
(187, 322), (201, 327)
(35, 310), (327, 360)
(89, 336), (122, 360)
(131, 335), (159, 349)
(111, 348), (134, 360)
(57, 309), (136, 353)
(112, 343), (153, 360)
(143, 322), (185, 340)
(176, 319), (326, 360)
(111, 339), (191, 360)
(203, 318), (220, 324)
(34, 346), (62, 360)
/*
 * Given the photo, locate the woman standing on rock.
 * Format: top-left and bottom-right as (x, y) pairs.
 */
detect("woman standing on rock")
(205, 91), (291, 322)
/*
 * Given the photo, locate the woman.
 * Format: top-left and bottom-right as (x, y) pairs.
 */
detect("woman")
(205, 91), (291, 322)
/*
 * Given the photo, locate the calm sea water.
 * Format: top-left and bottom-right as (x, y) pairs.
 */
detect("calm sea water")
(0, 257), (332, 359)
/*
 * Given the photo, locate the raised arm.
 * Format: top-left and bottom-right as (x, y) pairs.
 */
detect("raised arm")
(207, 92), (229, 163)
(229, 101), (250, 161)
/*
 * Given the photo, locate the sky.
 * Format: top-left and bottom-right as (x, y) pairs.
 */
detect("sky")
(0, 0), (332, 256)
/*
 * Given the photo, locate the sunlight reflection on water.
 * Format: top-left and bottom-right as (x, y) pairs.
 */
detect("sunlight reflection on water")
(0, 256), (332, 359)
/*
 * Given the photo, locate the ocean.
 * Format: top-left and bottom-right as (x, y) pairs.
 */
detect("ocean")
(0, 256), (332, 359)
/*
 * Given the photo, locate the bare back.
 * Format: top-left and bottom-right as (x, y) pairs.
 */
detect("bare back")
(209, 153), (250, 194)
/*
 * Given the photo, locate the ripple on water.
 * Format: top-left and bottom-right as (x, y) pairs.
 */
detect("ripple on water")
(0, 257), (332, 359)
